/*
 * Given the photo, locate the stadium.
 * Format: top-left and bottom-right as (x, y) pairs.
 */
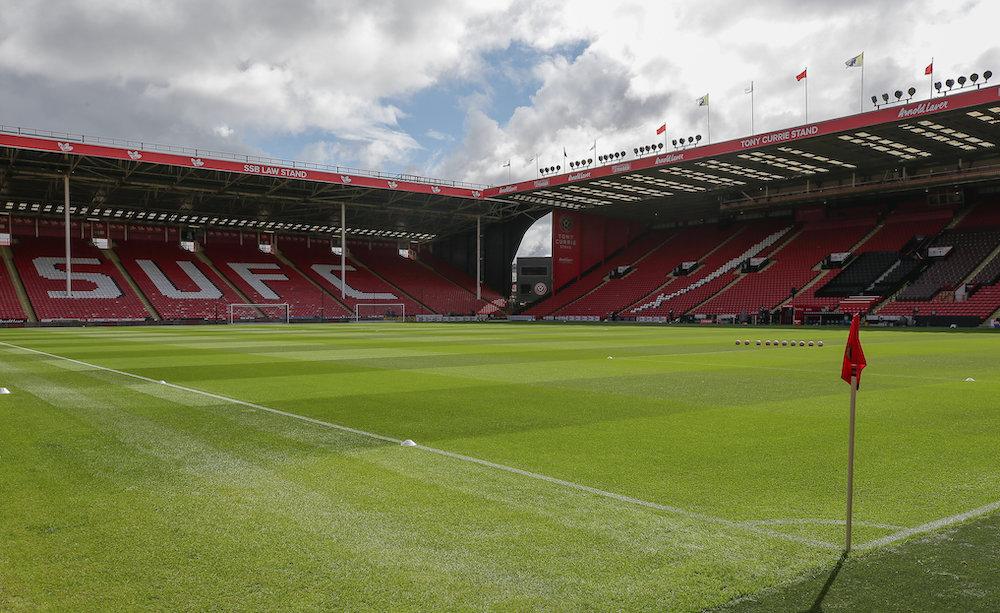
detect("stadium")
(2, 3), (1000, 611)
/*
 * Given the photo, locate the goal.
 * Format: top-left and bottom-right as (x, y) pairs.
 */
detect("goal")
(227, 303), (290, 324)
(354, 302), (406, 322)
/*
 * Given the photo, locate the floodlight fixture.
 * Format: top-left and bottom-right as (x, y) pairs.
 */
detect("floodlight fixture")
(907, 87), (916, 96)
(958, 76), (967, 86)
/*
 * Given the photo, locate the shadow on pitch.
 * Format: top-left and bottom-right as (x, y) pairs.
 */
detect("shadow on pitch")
(803, 553), (847, 613)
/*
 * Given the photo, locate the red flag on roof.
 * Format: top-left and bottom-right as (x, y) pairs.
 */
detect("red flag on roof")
(796, 68), (808, 81)
(841, 313), (867, 387)
(656, 123), (667, 135)
(925, 62), (934, 75)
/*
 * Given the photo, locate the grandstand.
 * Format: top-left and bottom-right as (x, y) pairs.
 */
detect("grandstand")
(2, 85), (1000, 326)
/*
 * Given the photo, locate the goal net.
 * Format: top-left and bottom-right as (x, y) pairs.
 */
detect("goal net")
(355, 302), (406, 322)
(228, 303), (290, 324)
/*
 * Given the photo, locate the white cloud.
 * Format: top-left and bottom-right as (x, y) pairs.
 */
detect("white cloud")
(516, 213), (551, 257)
(425, 129), (454, 142)
(1, 0), (998, 193)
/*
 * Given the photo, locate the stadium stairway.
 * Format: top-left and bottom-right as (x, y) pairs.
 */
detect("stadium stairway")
(771, 218), (886, 312)
(630, 221), (793, 317)
(686, 224), (806, 315)
(272, 247), (352, 317)
(103, 247), (161, 321)
(1, 246), (34, 322)
(193, 250), (262, 318)
(12, 237), (149, 322)
(527, 232), (668, 318)
(274, 240), (428, 317)
(616, 225), (745, 315)
(957, 199), (1000, 229)
(420, 252), (505, 314)
(199, 240), (351, 319)
(963, 240), (1000, 286)
(549, 232), (676, 318)
(350, 255), (435, 315)
(349, 243), (487, 315)
(777, 207), (954, 313)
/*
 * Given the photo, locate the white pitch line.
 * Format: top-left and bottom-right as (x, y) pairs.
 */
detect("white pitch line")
(0, 339), (839, 551)
(744, 518), (905, 531)
(856, 498), (1000, 550)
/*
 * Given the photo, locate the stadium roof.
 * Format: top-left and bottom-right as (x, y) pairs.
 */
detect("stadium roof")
(3, 86), (1000, 240)
(0, 126), (504, 242)
(485, 86), (1000, 222)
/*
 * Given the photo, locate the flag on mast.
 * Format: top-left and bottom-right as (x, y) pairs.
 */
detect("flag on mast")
(841, 313), (867, 386)
(696, 94), (709, 106)
(795, 68), (808, 81)
(744, 83), (753, 94)
(845, 52), (863, 68)
(925, 61), (934, 75)
(656, 123), (667, 135)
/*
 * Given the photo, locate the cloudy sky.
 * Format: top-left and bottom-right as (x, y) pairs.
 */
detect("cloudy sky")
(2, 0), (998, 255)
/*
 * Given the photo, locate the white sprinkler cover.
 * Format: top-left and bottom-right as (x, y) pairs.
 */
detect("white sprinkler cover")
(401, 439), (417, 447)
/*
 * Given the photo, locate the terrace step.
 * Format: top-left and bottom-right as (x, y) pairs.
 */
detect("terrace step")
(195, 250), (262, 317)
(622, 225), (747, 313)
(697, 225), (803, 314)
(353, 254), (437, 314)
(1, 245), (35, 322)
(104, 247), (161, 321)
(962, 240), (1000, 286)
(272, 248), (350, 317)
(551, 232), (676, 317)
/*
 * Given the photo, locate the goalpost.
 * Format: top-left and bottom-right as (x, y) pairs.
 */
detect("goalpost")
(354, 302), (406, 322)
(227, 303), (290, 324)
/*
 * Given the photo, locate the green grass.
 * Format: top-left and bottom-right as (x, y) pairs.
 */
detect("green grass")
(0, 323), (998, 610)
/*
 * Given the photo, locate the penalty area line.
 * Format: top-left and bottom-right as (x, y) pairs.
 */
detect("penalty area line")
(0, 339), (839, 551)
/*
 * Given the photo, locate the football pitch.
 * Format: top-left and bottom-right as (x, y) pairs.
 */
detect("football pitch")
(1, 323), (998, 610)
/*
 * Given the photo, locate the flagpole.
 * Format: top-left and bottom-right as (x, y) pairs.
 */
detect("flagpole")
(860, 62), (865, 113)
(805, 67), (809, 123)
(845, 370), (858, 553)
(930, 57), (934, 99)
(707, 105), (711, 144)
(750, 81), (755, 135)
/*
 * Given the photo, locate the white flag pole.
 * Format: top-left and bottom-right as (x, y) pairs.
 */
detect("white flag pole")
(860, 60), (865, 113)
(707, 103), (712, 144)
(845, 370), (858, 553)
(805, 67), (809, 123)
(930, 57), (935, 99)
(751, 81), (755, 135)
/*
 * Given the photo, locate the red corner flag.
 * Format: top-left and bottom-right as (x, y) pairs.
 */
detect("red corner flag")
(796, 68), (808, 81)
(656, 123), (667, 135)
(841, 313), (867, 386)
(924, 62), (934, 76)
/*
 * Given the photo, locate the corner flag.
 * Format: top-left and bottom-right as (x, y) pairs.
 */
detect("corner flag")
(841, 313), (867, 387)
(841, 312), (866, 554)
